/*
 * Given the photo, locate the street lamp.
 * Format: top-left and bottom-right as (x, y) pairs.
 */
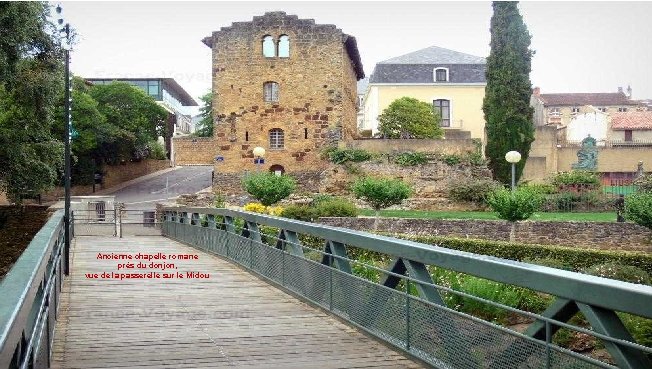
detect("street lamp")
(56, 4), (72, 275)
(253, 147), (265, 172)
(505, 150), (522, 191)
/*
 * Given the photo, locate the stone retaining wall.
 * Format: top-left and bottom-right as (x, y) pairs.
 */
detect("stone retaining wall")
(318, 217), (652, 252)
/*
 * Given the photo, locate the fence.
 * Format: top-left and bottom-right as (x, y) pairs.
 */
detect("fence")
(162, 207), (652, 369)
(72, 209), (160, 237)
(0, 210), (67, 369)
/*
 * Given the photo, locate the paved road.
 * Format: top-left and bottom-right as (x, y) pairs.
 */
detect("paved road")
(108, 166), (213, 209)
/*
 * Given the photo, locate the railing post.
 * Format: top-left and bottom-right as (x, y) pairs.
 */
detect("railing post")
(114, 209), (118, 237)
(118, 208), (122, 238)
(545, 320), (551, 369)
(405, 278), (411, 351)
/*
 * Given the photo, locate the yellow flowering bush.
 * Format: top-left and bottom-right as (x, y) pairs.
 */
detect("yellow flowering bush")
(266, 206), (284, 216)
(243, 202), (284, 216)
(243, 202), (267, 213)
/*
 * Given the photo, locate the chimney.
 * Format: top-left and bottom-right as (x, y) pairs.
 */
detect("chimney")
(627, 85), (632, 99)
(533, 86), (540, 96)
(618, 86), (623, 94)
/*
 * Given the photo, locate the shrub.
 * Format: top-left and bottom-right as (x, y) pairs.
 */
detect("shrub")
(243, 202), (267, 213)
(315, 197), (358, 218)
(487, 187), (544, 221)
(281, 197), (358, 222)
(393, 234), (652, 275)
(552, 171), (600, 189)
(519, 183), (557, 195)
(280, 204), (316, 222)
(625, 192), (652, 229)
(359, 129), (373, 138)
(377, 96), (444, 139)
(352, 177), (412, 211)
(633, 173), (652, 193)
(327, 148), (372, 164)
(448, 178), (503, 204)
(147, 140), (167, 160)
(394, 152), (428, 166)
(522, 257), (573, 271)
(441, 154), (462, 166)
(242, 172), (296, 206)
(266, 206), (284, 216)
(582, 262), (651, 285)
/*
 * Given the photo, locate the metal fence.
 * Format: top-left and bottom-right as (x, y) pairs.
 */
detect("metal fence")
(0, 210), (67, 369)
(162, 207), (652, 369)
(72, 209), (160, 237)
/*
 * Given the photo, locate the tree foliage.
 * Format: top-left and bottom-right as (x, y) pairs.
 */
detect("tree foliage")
(378, 97), (443, 139)
(242, 172), (296, 206)
(487, 187), (543, 221)
(625, 193), (652, 230)
(0, 2), (64, 202)
(352, 177), (412, 211)
(194, 92), (213, 137)
(483, 2), (535, 185)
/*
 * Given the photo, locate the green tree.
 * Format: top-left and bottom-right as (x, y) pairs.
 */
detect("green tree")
(378, 97), (443, 139)
(242, 172), (296, 206)
(353, 177), (411, 229)
(89, 81), (168, 160)
(483, 1), (535, 185)
(0, 2), (64, 202)
(194, 91), (213, 137)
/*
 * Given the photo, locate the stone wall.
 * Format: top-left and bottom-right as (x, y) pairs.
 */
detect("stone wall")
(173, 12), (362, 176)
(319, 217), (652, 252)
(214, 170), (324, 196)
(173, 138), (217, 165)
(40, 159), (170, 203)
(346, 138), (477, 155)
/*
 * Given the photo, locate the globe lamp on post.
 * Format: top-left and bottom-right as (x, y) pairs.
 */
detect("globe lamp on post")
(505, 151), (522, 191)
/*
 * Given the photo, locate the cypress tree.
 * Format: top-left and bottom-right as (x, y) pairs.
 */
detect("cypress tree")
(483, 1), (535, 185)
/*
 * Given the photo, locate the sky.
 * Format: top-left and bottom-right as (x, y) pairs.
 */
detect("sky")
(58, 1), (652, 115)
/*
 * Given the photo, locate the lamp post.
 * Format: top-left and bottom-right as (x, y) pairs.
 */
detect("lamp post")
(56, 4), (72, 275)
(505, 151), (522, 191)
(253, 147), (265, 172)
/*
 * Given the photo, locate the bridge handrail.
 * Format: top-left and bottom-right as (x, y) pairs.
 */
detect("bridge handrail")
(163, 206), (652, 368)
(167, 206), (652, 318)
(0, 210), (66, 368)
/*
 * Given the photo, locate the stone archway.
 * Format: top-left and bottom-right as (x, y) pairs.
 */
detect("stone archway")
(269, 164), (285, 176)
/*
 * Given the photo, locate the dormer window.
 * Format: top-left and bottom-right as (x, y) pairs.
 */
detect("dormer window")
(571, 107), (580, 114)
(262, 35), (275, 57)
(278, 35), (289, 58)
(433, 67), (449, 82)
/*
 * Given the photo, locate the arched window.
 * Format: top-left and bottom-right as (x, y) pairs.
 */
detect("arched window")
(433, 67), (449, 82)
(269, 128), (284, 149)
(262, 35), (275, 57)
(433, 99), (451, 127)
(278, 35), (290, 58)
(263, 82), (279, 102)
(269, 164), (285, 176)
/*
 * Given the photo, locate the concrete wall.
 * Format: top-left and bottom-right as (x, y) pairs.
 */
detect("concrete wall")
(557, 145), (652, 173)
(319, 217), (652, 252)
(365, 84), (486, 140)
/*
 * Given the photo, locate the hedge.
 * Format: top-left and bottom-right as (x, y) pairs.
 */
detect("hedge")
(388, 234), (652, 275)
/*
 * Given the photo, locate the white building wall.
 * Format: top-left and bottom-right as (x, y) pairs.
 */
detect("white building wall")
(566, 111), (609, 142)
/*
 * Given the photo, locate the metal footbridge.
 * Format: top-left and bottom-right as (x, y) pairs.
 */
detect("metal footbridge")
(1, 207), (651, 368)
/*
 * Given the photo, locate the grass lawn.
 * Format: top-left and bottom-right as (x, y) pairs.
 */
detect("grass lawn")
(358, 209), (617, 222)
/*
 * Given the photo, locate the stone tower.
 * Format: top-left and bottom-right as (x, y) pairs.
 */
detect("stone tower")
(202, 11), (364, 191)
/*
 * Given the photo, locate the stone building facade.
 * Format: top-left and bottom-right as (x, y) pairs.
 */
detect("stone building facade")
(191, 12), (364, 192)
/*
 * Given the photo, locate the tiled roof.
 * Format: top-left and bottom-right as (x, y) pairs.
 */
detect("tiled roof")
(378, 45), (485, 65)
(611, 111), (652, 130)
(539, 92), (637, 107)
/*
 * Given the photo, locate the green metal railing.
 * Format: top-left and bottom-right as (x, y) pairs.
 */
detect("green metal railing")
(163, 207), (652, 369)
(0, 210), (67, 369)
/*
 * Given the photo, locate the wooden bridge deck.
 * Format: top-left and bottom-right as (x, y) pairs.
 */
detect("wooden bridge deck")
(52, 236), (423, 369)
